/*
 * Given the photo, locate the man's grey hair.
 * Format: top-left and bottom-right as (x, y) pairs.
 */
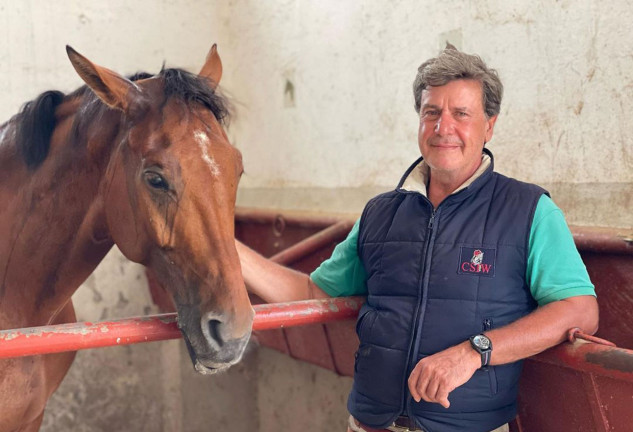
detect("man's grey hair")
(413, 43), (504, 118)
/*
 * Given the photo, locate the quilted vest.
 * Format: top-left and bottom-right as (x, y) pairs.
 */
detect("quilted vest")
(348, 150), (546, 432)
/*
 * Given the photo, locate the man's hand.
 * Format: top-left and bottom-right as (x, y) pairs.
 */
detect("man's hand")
(407, 341), (480, 408)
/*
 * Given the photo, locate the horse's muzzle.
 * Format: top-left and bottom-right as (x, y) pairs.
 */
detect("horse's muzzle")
(178, 307), (254, 374)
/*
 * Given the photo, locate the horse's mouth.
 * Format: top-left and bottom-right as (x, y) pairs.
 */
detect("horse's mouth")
(193, 359), (231, 375)
(181, 331), (239, 375)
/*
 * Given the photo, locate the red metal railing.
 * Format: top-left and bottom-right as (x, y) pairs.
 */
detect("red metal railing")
(0, 297), (363, 359)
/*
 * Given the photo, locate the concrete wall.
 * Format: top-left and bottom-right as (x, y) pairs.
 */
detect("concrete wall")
(1, 1), (632, 431)
(216, 1), (633, 227)
(227, 1), (633, 190)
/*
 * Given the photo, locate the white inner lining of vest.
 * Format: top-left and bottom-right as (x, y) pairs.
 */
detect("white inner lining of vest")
(401, 153), (491, 197)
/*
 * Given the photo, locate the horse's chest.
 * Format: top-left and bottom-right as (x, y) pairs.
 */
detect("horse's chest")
(0, 357), (49, 429)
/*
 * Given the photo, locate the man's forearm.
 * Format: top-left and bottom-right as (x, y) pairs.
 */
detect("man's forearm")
(486, 295), (599, 366)
(408, 295), (599, 405)
(235, 240), (330, 303)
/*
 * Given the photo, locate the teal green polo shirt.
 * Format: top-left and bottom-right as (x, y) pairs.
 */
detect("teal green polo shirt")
(311, 195), (596, 306)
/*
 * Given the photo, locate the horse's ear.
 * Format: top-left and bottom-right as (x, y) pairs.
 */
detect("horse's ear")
(66, 45), (140, 112)
(198, 44), (222, 89)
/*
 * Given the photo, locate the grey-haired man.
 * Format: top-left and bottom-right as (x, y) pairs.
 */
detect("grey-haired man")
(237, 45), (598, 432)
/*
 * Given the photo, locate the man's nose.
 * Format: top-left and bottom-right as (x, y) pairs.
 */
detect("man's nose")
(434, 113), (454, 135)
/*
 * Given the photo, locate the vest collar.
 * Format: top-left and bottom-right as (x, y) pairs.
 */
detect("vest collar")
(397, 148), (495, 203)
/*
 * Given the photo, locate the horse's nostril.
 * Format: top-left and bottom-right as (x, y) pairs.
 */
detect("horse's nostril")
(207, 319), (225, 347)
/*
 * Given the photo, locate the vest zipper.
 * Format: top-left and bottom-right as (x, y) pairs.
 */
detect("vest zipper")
(403, 207), (438, 419)
(483, 318), (493, 331)
(482, 318), (498, 393)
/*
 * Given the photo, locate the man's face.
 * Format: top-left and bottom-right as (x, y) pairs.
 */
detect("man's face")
(418, 79), (497, 179)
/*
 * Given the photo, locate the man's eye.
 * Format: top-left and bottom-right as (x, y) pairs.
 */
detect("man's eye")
(144, 172), (170, 191)
(423, 111), (439, 118)
(456, 111), (468, 117)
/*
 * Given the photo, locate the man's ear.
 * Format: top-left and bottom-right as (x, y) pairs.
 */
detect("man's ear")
(485, 115), (498, 143)
(66, 45), (142, 112)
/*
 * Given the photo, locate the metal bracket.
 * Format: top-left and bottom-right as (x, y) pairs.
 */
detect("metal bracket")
(567, 327), (616, 347)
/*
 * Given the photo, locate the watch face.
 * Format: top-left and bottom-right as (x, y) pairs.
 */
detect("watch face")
(473, 335), (491, 350)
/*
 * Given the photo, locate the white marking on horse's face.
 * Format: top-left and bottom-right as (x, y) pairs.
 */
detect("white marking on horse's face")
(194, 130), (220, 177)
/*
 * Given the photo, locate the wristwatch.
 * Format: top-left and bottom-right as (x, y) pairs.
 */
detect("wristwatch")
(469, 334), (492, 368)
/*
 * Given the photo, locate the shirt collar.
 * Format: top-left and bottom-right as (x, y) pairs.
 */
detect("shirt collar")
(400, 152), (492, 197)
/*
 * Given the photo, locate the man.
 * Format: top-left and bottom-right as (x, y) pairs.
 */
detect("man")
(236, 44), (598, 432)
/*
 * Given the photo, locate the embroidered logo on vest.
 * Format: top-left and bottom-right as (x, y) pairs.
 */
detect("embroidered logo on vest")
(458, 247), (496, 277)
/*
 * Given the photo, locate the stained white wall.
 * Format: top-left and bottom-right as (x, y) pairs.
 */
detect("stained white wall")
(216, 1), (633, 190)
(212, 1), (632, 227)
(0, 1), (229, 119)
(4, 1), (632, 193)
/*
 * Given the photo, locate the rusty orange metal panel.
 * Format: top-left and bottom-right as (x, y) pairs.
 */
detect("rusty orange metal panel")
(583, 253), (633, 349)
(252, 329), (290, 355)
(516, 361), (596, 432)
(324, 320), (358, 376)
(593, 375), (633, 431)
(284, 325), (337, 370)
(515, 343), (633, 432)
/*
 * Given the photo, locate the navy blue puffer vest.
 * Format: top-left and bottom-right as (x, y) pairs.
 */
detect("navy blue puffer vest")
(348, 150), (546, 432)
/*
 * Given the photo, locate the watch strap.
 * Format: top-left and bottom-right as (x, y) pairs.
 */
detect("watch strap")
(481, 349), (491, 367)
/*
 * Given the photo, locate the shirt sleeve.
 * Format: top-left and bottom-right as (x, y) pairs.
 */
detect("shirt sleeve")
(527, 195), (596, 306)
(310, 218), (368, 297)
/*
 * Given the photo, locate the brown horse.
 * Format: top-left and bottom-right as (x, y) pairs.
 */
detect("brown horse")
(0, 45), (254, 431)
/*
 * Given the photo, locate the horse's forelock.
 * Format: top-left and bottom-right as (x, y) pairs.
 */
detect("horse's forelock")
(160, 68), (232, 125)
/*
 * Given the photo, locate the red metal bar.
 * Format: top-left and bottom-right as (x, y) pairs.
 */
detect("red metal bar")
(0, 297), (363, 359)
(235, 207), (355, 230)
(571, 226), (633, 255)
(252, 296), (363, 329)
(269, 220), (355, 266)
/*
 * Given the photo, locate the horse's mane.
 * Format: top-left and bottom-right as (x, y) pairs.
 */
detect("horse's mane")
(14, 68), (231, 169)
(14, 91), (65, 169)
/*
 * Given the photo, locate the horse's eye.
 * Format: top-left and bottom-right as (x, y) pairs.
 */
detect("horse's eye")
(144, 171), (169, 191)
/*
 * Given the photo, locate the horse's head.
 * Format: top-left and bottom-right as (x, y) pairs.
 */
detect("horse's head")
(66, 45), (253, 374)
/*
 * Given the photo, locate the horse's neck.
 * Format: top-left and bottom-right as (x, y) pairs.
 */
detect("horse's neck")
(0, 109), (116, 328)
